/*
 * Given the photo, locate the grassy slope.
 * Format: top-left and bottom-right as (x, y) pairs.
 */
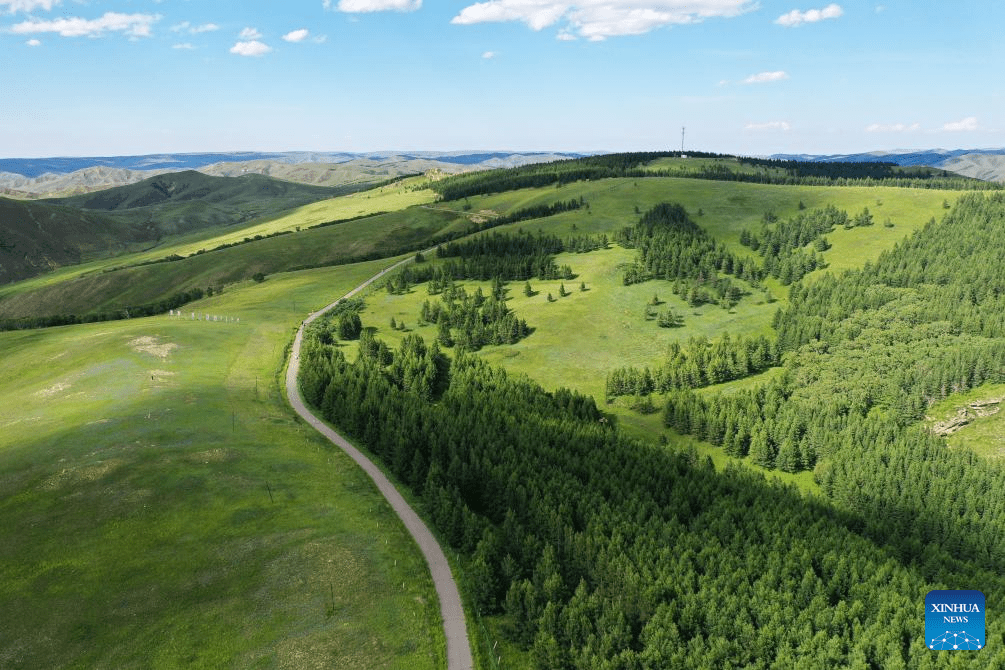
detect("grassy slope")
(0, 178), (435, 297)
(0, 172), (964, 668)
(48, 171), (347, 239)
(924, 383), (1005, 459)
(343, 178), (957, 493)
(0, 197), (147, 284)
(0, 184), (443, 319)
(0, 259), (445, 670)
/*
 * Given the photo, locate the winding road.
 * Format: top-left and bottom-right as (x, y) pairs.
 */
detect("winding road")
(284, 255), (474, 670)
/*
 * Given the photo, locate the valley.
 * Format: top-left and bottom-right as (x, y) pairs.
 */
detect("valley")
(3, 152), (1005, 668)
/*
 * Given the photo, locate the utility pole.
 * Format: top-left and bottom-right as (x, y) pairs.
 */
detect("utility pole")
(681, 126), (685, 155)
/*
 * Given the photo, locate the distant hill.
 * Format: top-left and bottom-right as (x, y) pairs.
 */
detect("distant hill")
(51, 170), (334, 212)
(939, 153), (1005, 182)
(0, 151), (584, 197)
(45, 170), (349, 238)
(197, 158), (470, 186)
(0, 198), (147, 284)
(0, 171), (353, 285)
(0, 166), (178, 198)
(771, 148), (1005, 182)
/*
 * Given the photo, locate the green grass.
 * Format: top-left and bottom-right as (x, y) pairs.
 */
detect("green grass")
(0, 200), (456, 321)
(0, 178), (436, 306)
(0, 258), (445, 669)
(337, 175), (961, 494)
(924, 383), (1005, 460)
(445, 177), (959, 261)
(348, 247), (775, 402)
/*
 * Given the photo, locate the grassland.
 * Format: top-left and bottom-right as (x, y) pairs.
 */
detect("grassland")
(0, 178), (437, 306)
(0, 258), (446, 669)
(924, 383), (1005, 460)
(0, 191), (453, 321)
(0, 170), (970, 667)
(338, 177), (956, 494)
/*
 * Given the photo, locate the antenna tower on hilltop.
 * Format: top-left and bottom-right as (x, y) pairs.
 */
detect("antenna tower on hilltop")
(681, 127), (685, 155)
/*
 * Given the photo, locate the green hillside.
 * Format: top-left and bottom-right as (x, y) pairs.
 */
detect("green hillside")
(0, 171), (367, 287)
(6, 152), (1005, 668)
(0, 205), (466, 322)
(0, 197), (148, 284)
(47, 170), (354, 238)
(0, 259), (444, 669)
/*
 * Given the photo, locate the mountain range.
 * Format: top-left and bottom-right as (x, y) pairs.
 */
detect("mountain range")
(770, 148), (1005, 181)
(0, 151), (583, 198)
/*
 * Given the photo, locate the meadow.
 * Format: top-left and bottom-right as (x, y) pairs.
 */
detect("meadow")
(0, 166), (973, 668)
(0, 199), (459, 321)
(0, 258), (447, 669)
(337, 176), (957, 494)
(0, 178), (437, 309)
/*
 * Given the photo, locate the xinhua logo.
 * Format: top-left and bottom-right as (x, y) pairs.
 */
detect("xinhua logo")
(926, 590), (985, 651)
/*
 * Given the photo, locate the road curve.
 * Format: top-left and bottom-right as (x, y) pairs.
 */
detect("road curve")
(285, 255), (474, 670)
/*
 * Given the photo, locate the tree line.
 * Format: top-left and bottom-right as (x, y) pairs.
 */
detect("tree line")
(0, 287), (206, 332)
(429, 152), (997, 202)
(298, 325), (1004, 667)
(606, 334), (779, 398)
(616, 203), (760, 308)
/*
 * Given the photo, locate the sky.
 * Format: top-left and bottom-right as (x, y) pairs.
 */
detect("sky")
(1, 0), (1002, 158)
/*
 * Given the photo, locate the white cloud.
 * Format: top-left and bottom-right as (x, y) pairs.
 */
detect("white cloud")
(230, 40), (272, 56)
(314, 34), (328, 43)
(172, 42), (195, 50)
(745, 121), (791, 131)
(452, 0), (756, 40)
(11, 12), (161, 38)
(482, 50), (496, 58)
(743, 70), (789, 84)
(775, 3), (842, 27)
(1, 0), (59, 13)
(25, 37), (40, 46)
(338, 0), (421, 12)
(283, 28), (310, 42)
(239, 27), (262, 40)
(556, 30), (576, 40)
(865, 122), (920, 133)
(943, 116), (978, 132)
(323, 0), (332, 8)
(172, 21), (219, 34)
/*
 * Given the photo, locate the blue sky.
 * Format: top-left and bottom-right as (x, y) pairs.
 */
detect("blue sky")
(2, 0), (1002, 157)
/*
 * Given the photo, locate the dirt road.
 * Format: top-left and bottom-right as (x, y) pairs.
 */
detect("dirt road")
(285, 256), (474, 670)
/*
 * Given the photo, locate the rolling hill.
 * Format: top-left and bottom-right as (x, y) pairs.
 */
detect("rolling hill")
(0, 171), (358, 286)
(6, 151), (1005, 667)
(773, 147), (1005, 182)
(48, 169), (340, 214)
(0, 198), (148, 284)
(0, 151), (585, 198)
